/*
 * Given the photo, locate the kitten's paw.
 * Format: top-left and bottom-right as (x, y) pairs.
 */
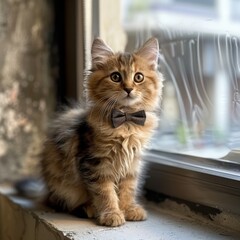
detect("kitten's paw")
(98, 211), (125, 227)
(125, 205), (147, 221)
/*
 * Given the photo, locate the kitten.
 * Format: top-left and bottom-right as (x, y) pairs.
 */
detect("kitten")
(41, 37), (163, 227)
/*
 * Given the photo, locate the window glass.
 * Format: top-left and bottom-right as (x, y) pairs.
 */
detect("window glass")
(122, 0), (240, 161)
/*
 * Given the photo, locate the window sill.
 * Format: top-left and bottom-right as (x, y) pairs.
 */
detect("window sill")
(1, 184), (240, 240)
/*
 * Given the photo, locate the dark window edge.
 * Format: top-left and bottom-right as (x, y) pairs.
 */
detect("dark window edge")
(144, 151), (240, 215)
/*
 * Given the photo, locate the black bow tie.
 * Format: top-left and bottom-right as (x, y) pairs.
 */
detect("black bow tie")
(111, 109), (146, 128)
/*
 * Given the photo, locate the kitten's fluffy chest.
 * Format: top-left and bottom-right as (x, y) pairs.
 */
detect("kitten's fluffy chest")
(89, 112), (158, 178)
(103, 129), (144, 179)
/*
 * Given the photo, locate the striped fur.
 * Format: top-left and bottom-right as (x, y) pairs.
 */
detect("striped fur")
(41, 38), (163, 226)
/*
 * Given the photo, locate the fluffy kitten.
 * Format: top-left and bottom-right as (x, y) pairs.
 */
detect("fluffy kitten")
(41, 37), (163, 227)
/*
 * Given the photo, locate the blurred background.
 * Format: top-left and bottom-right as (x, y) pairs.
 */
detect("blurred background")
(0, 0), (240, 182)
(0, 0), (55, 181)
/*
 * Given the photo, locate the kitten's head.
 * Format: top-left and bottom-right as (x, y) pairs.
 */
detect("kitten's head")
(86, 38), (163, 112)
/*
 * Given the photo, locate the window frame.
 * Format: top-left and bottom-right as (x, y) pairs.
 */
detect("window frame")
(144, 151), (240, 215)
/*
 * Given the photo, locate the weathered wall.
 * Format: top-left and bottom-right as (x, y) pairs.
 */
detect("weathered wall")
(0, 0), (55, 181)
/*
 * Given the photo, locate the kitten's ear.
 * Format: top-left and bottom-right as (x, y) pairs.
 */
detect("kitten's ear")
(135, 37), (159, 69)
(91, 38), (114, 67)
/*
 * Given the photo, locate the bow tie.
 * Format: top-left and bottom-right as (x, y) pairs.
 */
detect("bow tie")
(111, 109), (146, 128)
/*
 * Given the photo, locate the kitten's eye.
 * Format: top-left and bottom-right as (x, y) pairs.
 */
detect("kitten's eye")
(110, 72), (122, 82)
(134, 73), (144, 83)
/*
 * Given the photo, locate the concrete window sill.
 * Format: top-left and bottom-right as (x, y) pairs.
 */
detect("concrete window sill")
(0, 184), (240, 240)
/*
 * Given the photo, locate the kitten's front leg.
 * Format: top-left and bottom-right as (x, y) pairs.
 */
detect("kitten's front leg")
(118, 175), (147, 221)
(89, 180), (125, 227)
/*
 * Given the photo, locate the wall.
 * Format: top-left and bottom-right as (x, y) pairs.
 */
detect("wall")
(0, 0), (55, 181)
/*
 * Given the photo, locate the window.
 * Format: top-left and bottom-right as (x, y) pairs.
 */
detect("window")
(80, 0), (240, 214)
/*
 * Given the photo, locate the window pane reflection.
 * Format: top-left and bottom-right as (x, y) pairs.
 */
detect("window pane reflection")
(122, 0), (240, 160)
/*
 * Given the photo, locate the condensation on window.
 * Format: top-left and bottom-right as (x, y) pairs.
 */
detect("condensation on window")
(122, 0), (240, 159)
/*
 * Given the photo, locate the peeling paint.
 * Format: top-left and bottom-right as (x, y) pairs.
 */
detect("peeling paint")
(39, 100), (46, 112)
(0, 0), (55, 181)
(0, 140), (7, 157)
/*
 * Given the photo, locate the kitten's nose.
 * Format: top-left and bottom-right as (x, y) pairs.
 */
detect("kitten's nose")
(124, 88), (133, 94)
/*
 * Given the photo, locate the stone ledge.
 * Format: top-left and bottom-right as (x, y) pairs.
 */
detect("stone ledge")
(0, 194), (67, 240)
(1, 184), (240, 240)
